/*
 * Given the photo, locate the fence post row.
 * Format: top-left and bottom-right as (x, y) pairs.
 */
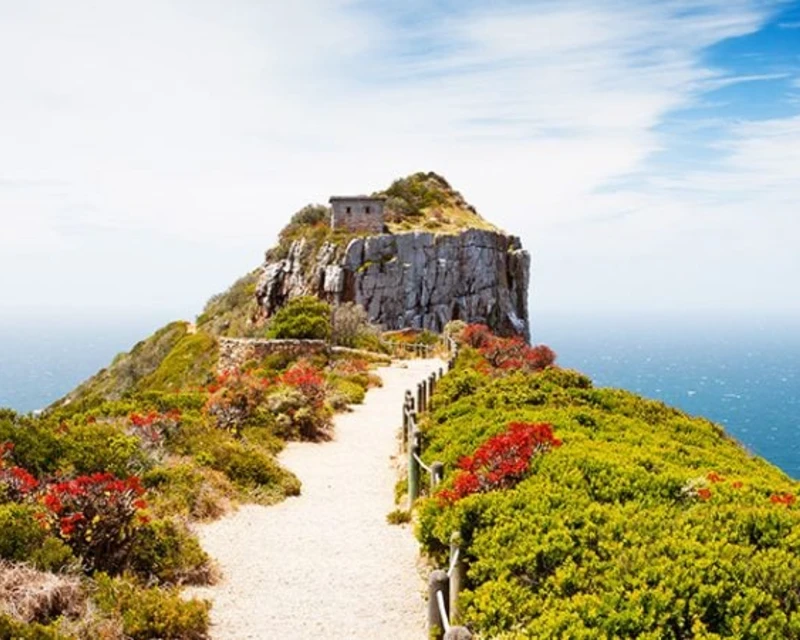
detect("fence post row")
(400, 336), (470, 639)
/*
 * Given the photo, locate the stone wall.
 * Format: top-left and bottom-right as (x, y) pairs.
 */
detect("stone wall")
(218, 338), (329, 372)
(330, 198), (385, 234)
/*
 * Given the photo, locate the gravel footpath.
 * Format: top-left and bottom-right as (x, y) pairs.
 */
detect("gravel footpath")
(186, 359), (444, 640)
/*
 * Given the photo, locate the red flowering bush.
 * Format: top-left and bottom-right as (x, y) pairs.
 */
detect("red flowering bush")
(458, 325), (556, 374)
(281, 362), (326, 408)
(205, 370), (272, 434)
(437, 422), (562, 504)
(39, 473), (148, 573)
(128, 410), (182, 452)
(0, 442), (38, 502)
(770, 493), (796, 507)
(461, 324), (494, 349)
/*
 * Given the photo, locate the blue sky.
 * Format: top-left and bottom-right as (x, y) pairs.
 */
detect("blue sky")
(0, 0), (798, 322)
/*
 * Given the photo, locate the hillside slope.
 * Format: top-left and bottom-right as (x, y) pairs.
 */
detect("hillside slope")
(417, 333), (800, 639)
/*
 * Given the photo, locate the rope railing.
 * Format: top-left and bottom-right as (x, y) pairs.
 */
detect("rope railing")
(401, 335), (472, 640)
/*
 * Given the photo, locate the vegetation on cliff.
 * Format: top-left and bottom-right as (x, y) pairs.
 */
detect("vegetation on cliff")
(1, 304), (386, 637)
(417, 325), (800, 639)
(381, 172), (499, 234)
(263, 171), (501, 264)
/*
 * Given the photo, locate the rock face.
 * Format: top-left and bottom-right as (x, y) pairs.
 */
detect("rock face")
(256, 229), (531, 339)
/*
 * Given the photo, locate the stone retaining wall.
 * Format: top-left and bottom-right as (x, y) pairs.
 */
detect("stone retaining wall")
(218, 338), (329, 372)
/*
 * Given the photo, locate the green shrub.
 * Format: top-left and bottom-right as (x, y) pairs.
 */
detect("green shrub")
(61, 423), (150, 477)
(197, 271), (262, 337)
(266, 296), (331, 341)
(289, 204), (329, 226)
(128, 519), (212, 585)
(0, 414), (63, 476)
(331, 303), (371, 347)
(386, 509), (412, 525)
(0, 504), (48, 563)
(93, 574), (210, 640)
(138, 332), (219, 393)
(30, 538), (77, 573)
(417, 344), (800, 639)
(329, 379), (366, 407)
(0, 616), (62, 640)
(143, 462), (235, 521)
(0, 499), (77, 573)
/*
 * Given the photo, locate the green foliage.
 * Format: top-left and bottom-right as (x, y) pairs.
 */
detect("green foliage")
(56, 322), (190, 408)
(0, 414), (64, 476)
(382, 172), (450, 218)
(418, 354), (800, 639)
(93, 574), (210, 640)
(331, 303), (372, 348)
(197, 271), (263, 338)
(386, 509), (412, 525)
(61, 423), (149, 477)
(266, 296), (332, 341)
(0, 505), (49, 563)
(290, 203), (329, 226)
(379, 171), (499, 233)
(329, 379), (366, 408)
(138, 332), (219, 392)
(142, 462), (235, 521)
(128, 518), (211, 585)
(0, 616), (63, 640)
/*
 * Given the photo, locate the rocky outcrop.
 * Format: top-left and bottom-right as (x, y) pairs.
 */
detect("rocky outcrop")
(256, 229), (530, 340)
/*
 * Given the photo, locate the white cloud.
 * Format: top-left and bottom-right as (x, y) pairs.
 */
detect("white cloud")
(0, 0), (796, 317)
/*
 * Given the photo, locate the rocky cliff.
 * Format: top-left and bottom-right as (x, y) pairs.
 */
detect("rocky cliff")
(256, 228), (531, 339)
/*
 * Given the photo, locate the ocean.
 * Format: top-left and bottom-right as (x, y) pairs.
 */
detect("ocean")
(0, 315), (797, 479)
(535, 315), (799, 480)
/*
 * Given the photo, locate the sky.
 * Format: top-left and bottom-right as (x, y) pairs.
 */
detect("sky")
(1, 0), (799, 324)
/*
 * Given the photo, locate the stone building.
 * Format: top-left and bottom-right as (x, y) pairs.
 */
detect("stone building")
(329, 196), (386, 234)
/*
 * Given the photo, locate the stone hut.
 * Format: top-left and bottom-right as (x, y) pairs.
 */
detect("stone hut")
(329, 196), (386, 234)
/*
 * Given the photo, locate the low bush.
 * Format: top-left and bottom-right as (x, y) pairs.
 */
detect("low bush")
(61, 423), (150, 477)
(142, 462), (235, 521)
(128, 519), (212, 585)
(0, 505), (49, 564)
(266, 296), (331, 341)
(0, 615), (62, 639)
(93, 574), (210, 640)
(39, 473), (148, 574)
(386, 509), (412, 525)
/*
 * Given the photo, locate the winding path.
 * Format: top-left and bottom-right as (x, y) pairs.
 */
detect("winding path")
(187, 359), (444, 640)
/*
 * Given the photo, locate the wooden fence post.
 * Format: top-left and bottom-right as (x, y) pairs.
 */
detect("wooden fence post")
(408, 430), (421, 506)
(449, 532), (466, 625)
(428, 570), (450, 640)
(402, 393), (410, 451)
(431, 461), (444, 488)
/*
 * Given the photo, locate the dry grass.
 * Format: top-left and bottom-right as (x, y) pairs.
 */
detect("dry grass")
(387, 205), (501, 235)
(0, 561), (84, 624)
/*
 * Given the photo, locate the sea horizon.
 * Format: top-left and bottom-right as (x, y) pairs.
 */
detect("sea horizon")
(1, 312), (797, 479)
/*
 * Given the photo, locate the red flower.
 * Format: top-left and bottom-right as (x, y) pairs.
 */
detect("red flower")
(697, 488), (712, 501)
(436, 422), (562, 505)
(731, 481), (744, 490)
(770, 493), (796, 507)
(707, 472), (725, 484)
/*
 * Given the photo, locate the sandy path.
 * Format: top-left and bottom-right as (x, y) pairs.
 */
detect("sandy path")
(187, 359), (444, 640)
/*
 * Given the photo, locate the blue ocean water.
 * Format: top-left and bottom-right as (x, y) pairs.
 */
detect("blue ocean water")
(535, 315), (800, 480)
(0, 317), (167, 414)
(0, 315), (797, 479)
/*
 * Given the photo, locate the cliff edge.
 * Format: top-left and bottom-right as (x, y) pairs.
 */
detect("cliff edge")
(257, 229), (530, 339)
